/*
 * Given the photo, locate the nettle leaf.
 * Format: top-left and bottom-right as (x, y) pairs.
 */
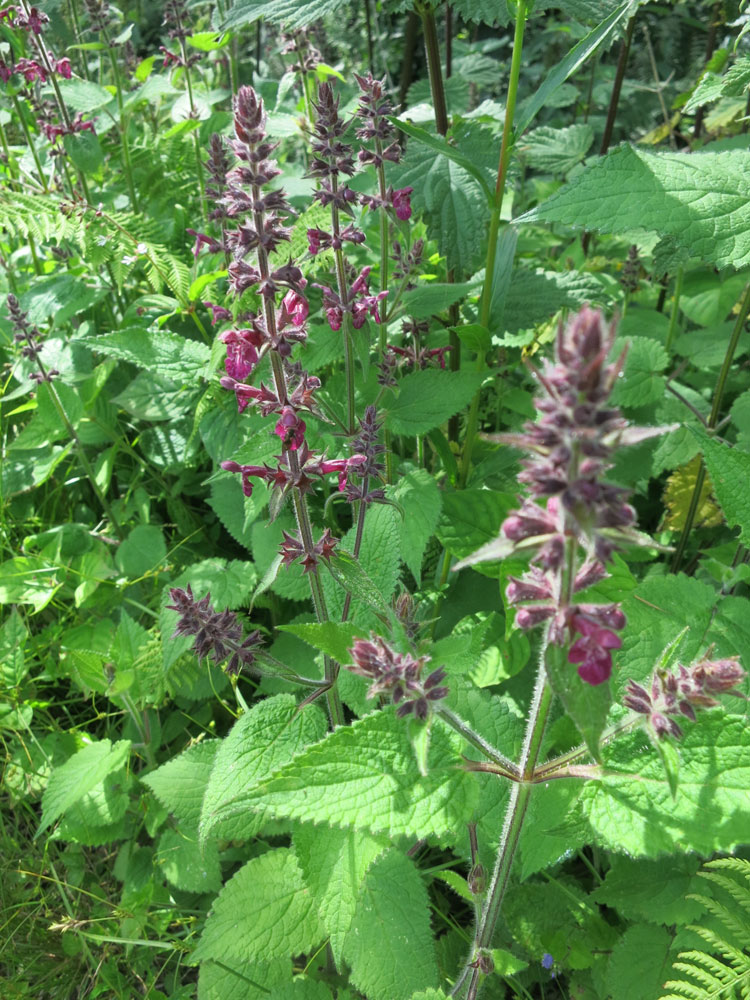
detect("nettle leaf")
(234, 710), (477, 842)
(198, 956), (291, 1000)
(0, 556), (63, 613)
(520, 144), (750, 269)
(519, 780), (586, 879)
(400, 280), (481, 319)
(157, 825), (221, 894)
(191, 847), (324, 965)
(605, 924), (674, 1000)
(574, 714), (750, 856)
(220, 0), (348, 29)
(142, 740), (219, 827)
(517, 124), (595, 175)
(115, 524), (167, 577)
(201, 694), (328, 843)
(391, 469), (443, 584)
(342, 850), (439, 1000)
(498, 267), (605, 335)
(611, 336), (668, 409)
(39, 738), (131, 835)
(437, 490), (515, 571)
(689, 425), (750, 545)
(385, 370), (485, 437)
(663, 454), (723, 532)
(82, 327), (210, 383)
(279, 621), (363, 666)
(294, 825), (388, 964)
(591, 855), (705, 925)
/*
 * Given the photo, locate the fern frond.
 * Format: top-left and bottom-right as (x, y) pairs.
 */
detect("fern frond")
(660, 860), (750, 1000)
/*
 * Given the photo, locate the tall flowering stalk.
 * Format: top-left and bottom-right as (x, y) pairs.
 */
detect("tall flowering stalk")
(452, 307), (673, 1000)
(212, 86), (361, 727)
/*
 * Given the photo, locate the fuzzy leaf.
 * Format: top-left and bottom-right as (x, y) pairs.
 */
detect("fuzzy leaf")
(82, 327), (210, 383)
(518, 124), (594, 175)
(591, 855), (705, 925)
(191, 848), (324, 964)
(612, 336), (669, 409)
(663, 455), (723, 531)
(233, 710), (477, 842)
(342, 850), (439, 1000)
(385, 370), (486, 436)
(544, 642), (611, 760)
(520, 144), (750, 270)
(200, 695), (327, 843)
(142, 740), (219, 827)
(437, 490), (515, 568)
(39, 739), (131, 835)
(689, 425), (750, 545)
(220, 0), (349, 29)
(391, 470), (443, 584)
(606, 924), (673, 1000)
(157, 826), (221, 894)
(400, 280), (481, 318)
(295, 826), (388, 964)
(279, 622), (364, 667)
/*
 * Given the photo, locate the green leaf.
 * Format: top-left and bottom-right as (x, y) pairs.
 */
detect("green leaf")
(142, 740), (219, 827)
(437, 490), (515, 568)
(516, 1), (636, 135)
(295, 825), (388, 964)
(233, 710), (477, 842)
(39, 739), (131, 835)
(0, 556), (63, 613)
(198, 958), (291, 1000)
(401, 281), (481, 319)
(21, 273), (108, 326)
(157, 826), (221, 894)
(392, 118), (493, 205)
(192, 848), (324, 964)
(689, 425), (750, 545)
(200, 695), (328, 843)
(115, 524), (167, 578)
(605, 924), (673, 1000)
(0, 608), (29, 686)
(518, 124), (595, 175)
(499, 267), (605, 335)
(279, 622), (363, 666)
(385, 370), (485, 436)
(519, 144), (750, 270)
(220, 0), (348, 27)
(82, 328), (210, 383)
(574, 714), (750, 856)
(391, 469), (442, 584)
(57, 78), (114, 112)
(611, 336), (668, 409)
(591, 855), (705, 925)
(544, 642), (611, 760)
(342, 850), (439, 1000)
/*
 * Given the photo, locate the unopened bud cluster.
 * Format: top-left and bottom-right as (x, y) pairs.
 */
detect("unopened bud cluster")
(6, 294), (59, 383)
(623, 656), (746, 739)
(167, 585), (263, 677)
(348, 635), (449, 720)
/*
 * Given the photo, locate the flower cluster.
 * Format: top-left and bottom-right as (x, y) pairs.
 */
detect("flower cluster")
(348, 635), (449, 719)
(355, 73), (412, 220)
(280, 526), (338, 574)
(387, 317), (452, 372)
(166, 586), (263, 677)
(314, 265), (387, 331)
(500, 306), (665, 685)
(280, 27), (322, 74)
(0, 4), (49, 33)
(222, 443), (367, 500)
(1, 53), (71, 82)
(6, 293), (59, 383)
(83, 0), (112, 34)
(624, 656), (746, 739)
(342, 405), (386, 503)
(40, 111), (96, 143)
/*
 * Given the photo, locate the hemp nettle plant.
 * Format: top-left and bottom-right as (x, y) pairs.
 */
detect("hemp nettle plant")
(3, 1), (750, 999)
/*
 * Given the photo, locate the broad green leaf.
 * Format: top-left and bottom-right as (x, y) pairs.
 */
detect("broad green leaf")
(663, 455), (723, 532)
(544, 642), (611, 760)
(519, 780), (586, 879)
(200, 695), (327, 843)
(82, 327), (210, 383)
(678, 271), (748, 327)
(115, 524), (167, 577)
(2, 444), (73, 495)
(157, 826), (221, 894)
(611, 336), (668, 409)
(401, 280), (481, 318)
(682, 55), (750, 114)
(0, 556), (63, 613)
(391, 469), (442, 584)
(168, 559), (258, 612)
(0, 609), (28, 687)
(57, 78), (114, 112)
(342, 850), (439, 1000)
(392, 118), (493, 205)
(606, 925), (673, 1000)
(21, 273), (108, 326)
(574, 714), (750, 856)
(234, 710), (478, 842)
(279, 621), (364, 667)
(192, 848), (324, 964)
(516, 1), (636, 135)
(517, 124), (595, 175)
(437, 490), (515, 568)
(142, 740), (219, 827)
(498, 267), (605, 335)
(198, 957), (291, 1000)
(113, 372), (194, 421)
(39, 739), (131, 835)
(520, 144), (750, 270)
(689, 425), (750, 545)
(220, 0), (348, 28)
(591, 855), (705, 925)
(385, 370), (485, 436)
(408, 992), (449, 1000)
(295, 825), (388, 963)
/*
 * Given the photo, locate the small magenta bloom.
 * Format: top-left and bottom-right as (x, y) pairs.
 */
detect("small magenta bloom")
(568, 619), (622, 685)
(14, 57), (46, 82)
(54, 56), (72, 78)
(274, 406), (306, 451)
(281, 288), (309, 327)
(392, 187), (413, 220)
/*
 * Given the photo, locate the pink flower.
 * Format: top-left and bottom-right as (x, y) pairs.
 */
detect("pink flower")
(281, 289), (309, 327)
(14, 58), (46, 82)
(325, 306), (343, 331)
(567, 616), (622, 686)
(54, 56), (72, 78)
(392, 187), (413, 221)
(320, 454), (367, 491)
(220, 329), (260, 382)
(274, 406), (306, 451)
(307, 227), (328, 255)
(204, 303), (232, 325)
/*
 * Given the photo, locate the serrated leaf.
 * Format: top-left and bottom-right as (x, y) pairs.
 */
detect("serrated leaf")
(499, 267), (605, 334)
(689, 425), (750, 545)
(392, 119), (493, 205)
(57, 77), (114, 112)
(233, 710), (478, 842)
(295, 825), (388, 963)
(663, 455), (723, 531)
(385, 370), (485, 436)
(157, 826), (221, 893)
(142, 741), (219, 827)
(39, 739), (131, 835)
(544, 642), (611, 760)
(518, 124), (595, 175)
(198, 957), (291, 1000)
(192, 848), (324, 964)
(220, 0), (348, 28)
(391, 469), (442, 584)
(437, 490), (515, 567)
(82, 327), (210, 383)
(342, 850), (439, 1000)
(574, 714), (750, 856)
(115, 524), (167, 577)
(612, 336), (668, 408)
(606, 924), (673, 1000)
(400, 281), (481, 318)
(200, 695), (328, 843)
(520, 144), (750, 270)
(279, 622), (363, 666)
(591, 855), (705, 925)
